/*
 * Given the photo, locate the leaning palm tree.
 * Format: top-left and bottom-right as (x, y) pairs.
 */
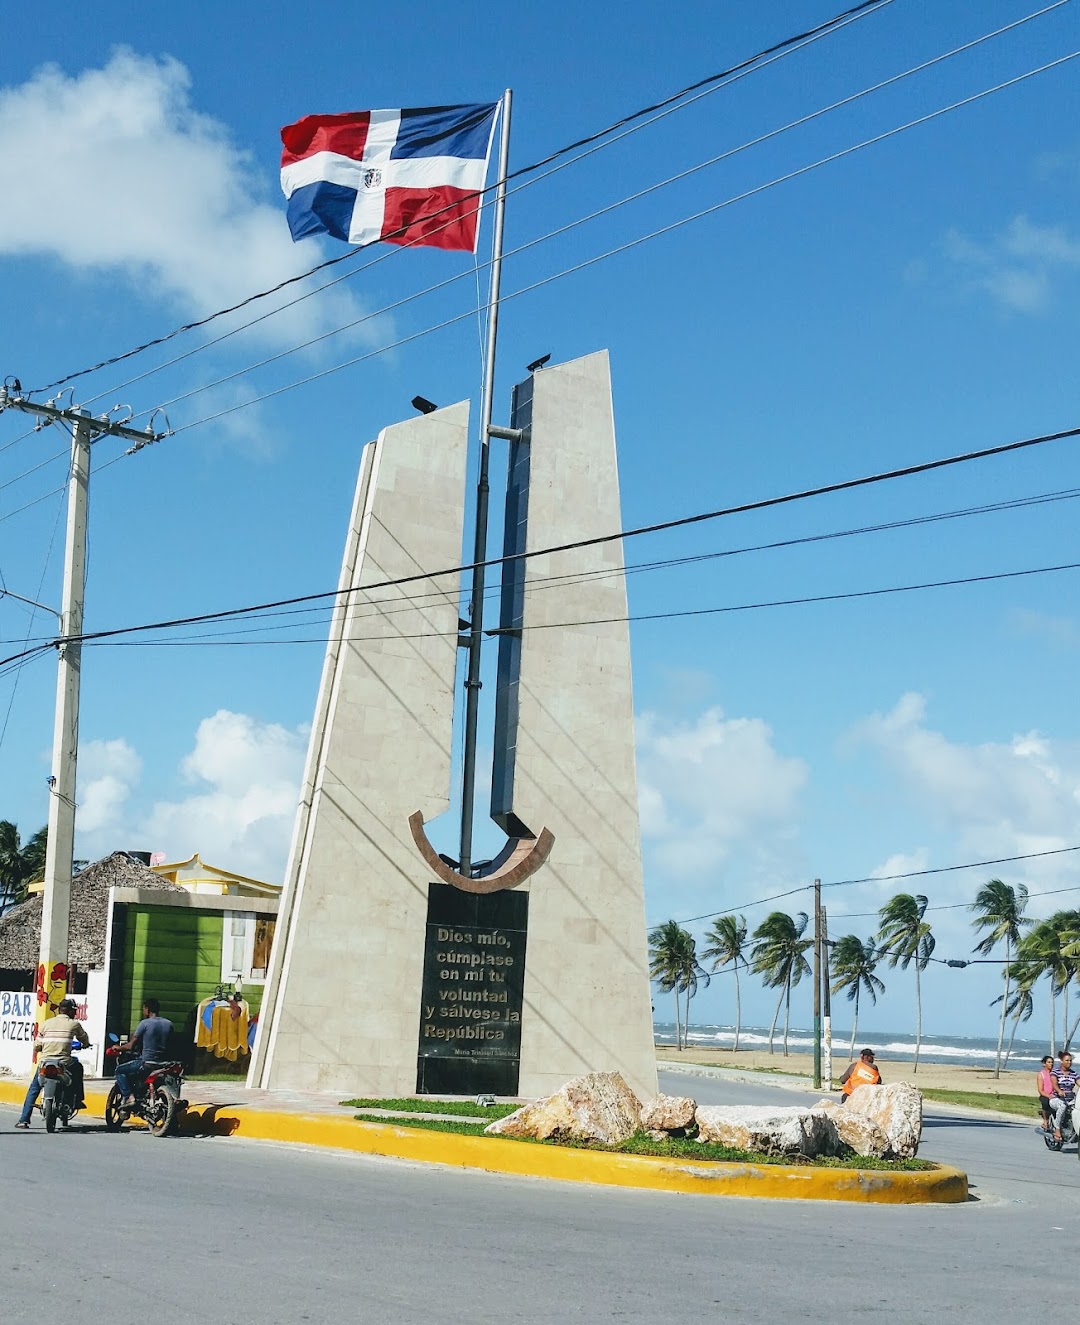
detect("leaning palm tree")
(876, 893), (935, 1074)
(703, 915), (748, 1051)
(970, 878), (1030, 1078)
(751, 911), (812, 1056)
(649, 920), (691, 1050)
(830, 934), (885, 1060)
(0, 821), (47, 913)
(995, 977), (1034, 1069)
(1019, 916), (1075, 1053)
(678, 932), (711, 1048)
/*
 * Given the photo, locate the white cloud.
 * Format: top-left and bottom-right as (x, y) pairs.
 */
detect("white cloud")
(77, 738), (142, 834)
(850, 693), (1080, 917)
(943, 215), (1080, 314)
(637, 706), (807, 882)
(74, 710), (307, 881)
(0, 49), (366, 346)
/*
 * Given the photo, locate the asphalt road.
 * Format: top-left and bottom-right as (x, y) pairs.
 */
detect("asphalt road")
(0, 1070), (1074, 1324)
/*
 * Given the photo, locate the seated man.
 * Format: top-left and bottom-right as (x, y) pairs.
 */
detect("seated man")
(1050, 1051), (1078, 1141)
(839, 1047), (882, 1103)
(15, 997), (90, 1129)
(113, 998), (174, 1106)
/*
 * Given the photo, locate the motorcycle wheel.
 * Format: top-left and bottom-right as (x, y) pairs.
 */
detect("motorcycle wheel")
(43, 1096), (56, 1134)
(149, 1084), (178, 1138)
(104, 1086), (125, 1132)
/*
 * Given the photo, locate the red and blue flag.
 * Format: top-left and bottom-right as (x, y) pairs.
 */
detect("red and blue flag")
(280, 103), (499, 252)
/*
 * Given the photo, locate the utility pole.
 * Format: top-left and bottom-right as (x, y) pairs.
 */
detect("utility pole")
(813, 877), (822, 1090)
(821, 903), (833, 1091)
(0, 385), (159, 1029)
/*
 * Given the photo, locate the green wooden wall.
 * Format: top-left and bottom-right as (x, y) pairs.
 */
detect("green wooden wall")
(121, 905), (224, 1034)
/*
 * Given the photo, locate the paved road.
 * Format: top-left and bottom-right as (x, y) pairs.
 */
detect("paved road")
(0, 1072), (1073, 1324)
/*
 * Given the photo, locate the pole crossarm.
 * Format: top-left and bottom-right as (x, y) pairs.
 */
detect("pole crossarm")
(0, 385), (165, 446)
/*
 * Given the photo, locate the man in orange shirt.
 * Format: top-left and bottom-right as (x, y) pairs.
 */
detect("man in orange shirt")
(839, 1048), (882, 1103)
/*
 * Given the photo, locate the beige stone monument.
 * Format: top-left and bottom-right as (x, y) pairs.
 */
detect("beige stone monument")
(250, 352), (657, 1100)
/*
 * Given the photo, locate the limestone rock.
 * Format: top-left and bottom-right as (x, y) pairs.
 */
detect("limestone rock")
(844, 1082), (923, 1158)
(811, 1100), (891, 1158)
(694, 1104), (840, 1158)
(640, 1093), (696, 1134)
(485, 1072), (641, 1144)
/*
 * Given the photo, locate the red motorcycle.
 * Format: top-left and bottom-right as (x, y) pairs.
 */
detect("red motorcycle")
(104, 1044), (188, 1137)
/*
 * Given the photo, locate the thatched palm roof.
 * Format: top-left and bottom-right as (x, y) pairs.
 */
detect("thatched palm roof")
(0, 852), (184, 971)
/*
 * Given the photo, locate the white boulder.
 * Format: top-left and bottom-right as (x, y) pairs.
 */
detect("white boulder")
(640, 1093), (697, 1134)
(811, 1099), (892, 1158)
(844, 1082), (923, 1158)
(484, 1072), (641, 1144)
(694, 1104), (840, 1158)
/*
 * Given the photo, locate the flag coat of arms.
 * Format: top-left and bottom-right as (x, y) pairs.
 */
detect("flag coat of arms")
(281, 103), (499, 252)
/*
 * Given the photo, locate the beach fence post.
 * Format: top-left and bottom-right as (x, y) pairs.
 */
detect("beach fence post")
(813, 878), (822, 1090)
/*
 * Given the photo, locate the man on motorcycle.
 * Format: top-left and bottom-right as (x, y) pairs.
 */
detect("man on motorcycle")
(112, 998), (174, 1107)
(1050, 1050), (1078, 1143)
(14, 997), (90, 1129)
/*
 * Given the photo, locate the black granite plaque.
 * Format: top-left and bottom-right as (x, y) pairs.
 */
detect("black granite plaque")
(416, 884), (528, 1096)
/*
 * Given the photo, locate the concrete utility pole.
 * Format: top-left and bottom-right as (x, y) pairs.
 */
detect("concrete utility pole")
(821, 904), (833, 1091)
(813, 878), (822, 1090)
(0, 386), (159, 1027)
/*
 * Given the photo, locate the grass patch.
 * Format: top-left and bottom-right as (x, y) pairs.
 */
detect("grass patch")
(656, 1057), (812, 1079)
(351, 1113), (932, 1171)
(341, 1097), (519, 1120)
(919, 1088), (1038, 1120)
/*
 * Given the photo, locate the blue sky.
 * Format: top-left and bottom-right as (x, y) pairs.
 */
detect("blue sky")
(1, 1), (1079, 1045)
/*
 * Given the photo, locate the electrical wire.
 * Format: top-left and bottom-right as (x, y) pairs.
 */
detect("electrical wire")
(2, 419), (1076, 665)
(91, 2), (1058, 420)
(26, 0), (896, 399)
(159, 49), (1080, 440)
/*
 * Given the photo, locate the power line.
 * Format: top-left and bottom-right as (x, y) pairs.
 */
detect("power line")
(2, 419), (1076, 666)
(671, 846), (1080, 928)
(25, 0), (894, 398)
(158, 48), (1080, 441)
(101, 3), (1057, 423)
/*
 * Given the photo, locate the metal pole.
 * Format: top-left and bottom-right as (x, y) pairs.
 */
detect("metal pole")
(459, 88), (512, 877)
(37, 413), (91, 1029)
(822, 905), (833, 1091)
(813, 877), (822, 1091)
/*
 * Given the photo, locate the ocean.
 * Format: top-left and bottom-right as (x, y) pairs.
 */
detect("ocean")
(654, 1021), (1057, 1071)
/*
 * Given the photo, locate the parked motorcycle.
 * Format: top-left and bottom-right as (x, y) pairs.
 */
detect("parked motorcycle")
(104, 1044), (188, 1137)
(35, 1056), (84, 1133)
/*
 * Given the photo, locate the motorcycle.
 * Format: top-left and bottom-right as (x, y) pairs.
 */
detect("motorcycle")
(35, 1056), (85, 1133)
(104, 1044), (188, 1138)
(1043, 1098), (1078, 1153)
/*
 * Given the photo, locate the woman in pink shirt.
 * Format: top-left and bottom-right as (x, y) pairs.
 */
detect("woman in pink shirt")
(1037, 1055), (1055, 1132)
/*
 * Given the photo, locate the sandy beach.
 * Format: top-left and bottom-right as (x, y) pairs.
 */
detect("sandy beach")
(656, 1044), (1043, 1099)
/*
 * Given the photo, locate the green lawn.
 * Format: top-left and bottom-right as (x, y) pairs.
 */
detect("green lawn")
(918, 1088), (1039, 1120)
(342, 1096), (519, 1120)
(346, 1105), (932, 1171)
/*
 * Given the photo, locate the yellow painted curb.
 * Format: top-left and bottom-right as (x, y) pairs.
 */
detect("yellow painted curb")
(0, 1080), (967, 1202)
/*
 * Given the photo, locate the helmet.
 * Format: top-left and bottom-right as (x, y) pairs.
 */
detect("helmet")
(58, 998), (77, 1016)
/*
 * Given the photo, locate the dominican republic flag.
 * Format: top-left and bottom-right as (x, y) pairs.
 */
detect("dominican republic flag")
(280, 103), (499, 252)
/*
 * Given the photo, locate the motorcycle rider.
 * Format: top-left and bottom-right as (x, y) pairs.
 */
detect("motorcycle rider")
(14, 997), (91, 1129)
(1050, 1050), (1078, 1143)
(112, 998), (174, 1107)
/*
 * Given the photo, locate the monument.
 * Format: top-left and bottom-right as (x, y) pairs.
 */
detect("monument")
(249, 351), (657, 1100)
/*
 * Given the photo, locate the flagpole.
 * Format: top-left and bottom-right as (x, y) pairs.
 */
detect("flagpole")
(459, 87), (511, 878)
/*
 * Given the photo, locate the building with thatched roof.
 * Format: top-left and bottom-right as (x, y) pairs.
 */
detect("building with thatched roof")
(0, 851), (183, 987)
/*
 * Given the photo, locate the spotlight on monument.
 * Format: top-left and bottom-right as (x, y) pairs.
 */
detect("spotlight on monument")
(526, 354), (551, 373)
(411, 395), (438, 415)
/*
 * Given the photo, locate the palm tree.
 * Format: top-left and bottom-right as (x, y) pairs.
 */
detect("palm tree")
(703, 915), (748, 1051)
(0, 821), (47, 913)
(995, 978), (1034, 1069)
(678, 932), (710, 1047)
(1018, 917), (1075, 1053)
(830, 935), (885, 1060)
(751, 911), (812, 1056)
(876, 893), (935, 1074)
(970, 878), (1030, 1078)
(649, 920), (686, 1049)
